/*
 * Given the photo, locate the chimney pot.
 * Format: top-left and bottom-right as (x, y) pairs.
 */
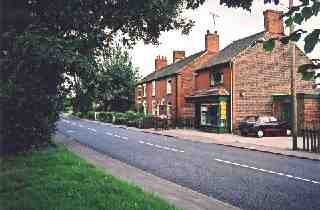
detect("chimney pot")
(205, 30), (219, 53)
(263, 9), (284, 35)
(155, 55), (168, 71)
(173, 50), (186, 63)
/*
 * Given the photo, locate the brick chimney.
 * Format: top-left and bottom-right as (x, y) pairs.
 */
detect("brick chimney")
(205, 30), (219, 53)
(173, 51), (185, 63)
(155, 55), (167, 71)
(263, 10), (284, 35)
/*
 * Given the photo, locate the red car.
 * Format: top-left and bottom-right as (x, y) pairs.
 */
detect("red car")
(238, 116), (291, 138)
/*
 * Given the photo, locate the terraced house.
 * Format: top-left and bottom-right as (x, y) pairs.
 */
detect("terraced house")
(135, 9), (320, 133)
(135, 30), (220, 119)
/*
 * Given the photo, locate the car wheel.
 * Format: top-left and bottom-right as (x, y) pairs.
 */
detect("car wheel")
(286, 129), (291, 136)
(257, 130), (264, 138)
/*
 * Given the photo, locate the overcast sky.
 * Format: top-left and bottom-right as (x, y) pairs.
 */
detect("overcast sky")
(130, 0), (320, 77)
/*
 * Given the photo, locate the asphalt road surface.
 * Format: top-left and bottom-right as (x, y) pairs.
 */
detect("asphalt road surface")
(57, 116), (320, 210)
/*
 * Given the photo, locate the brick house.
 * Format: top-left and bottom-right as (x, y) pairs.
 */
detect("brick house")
(135, 9), (320, 132)
(186, 9), (320, 132)
(135, 30), (219, 119)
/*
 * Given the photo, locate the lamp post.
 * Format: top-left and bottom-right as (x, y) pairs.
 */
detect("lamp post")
(289, 0), (298, 150)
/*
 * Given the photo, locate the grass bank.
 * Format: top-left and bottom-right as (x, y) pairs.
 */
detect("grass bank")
(0, 145), (181, 210)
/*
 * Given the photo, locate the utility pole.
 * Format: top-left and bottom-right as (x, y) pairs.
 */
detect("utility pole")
(289, 0), (298, 150)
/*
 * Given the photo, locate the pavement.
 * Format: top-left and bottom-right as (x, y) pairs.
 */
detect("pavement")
(55, 132), (241, 210)
(127, 128), (320, 161)
(57, 115), (320, 210)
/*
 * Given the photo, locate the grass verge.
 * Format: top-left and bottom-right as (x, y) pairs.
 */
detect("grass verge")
(0, 145), (181, 210)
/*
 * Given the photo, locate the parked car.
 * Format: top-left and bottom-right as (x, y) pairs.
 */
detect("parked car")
(238, 116), (291, 138)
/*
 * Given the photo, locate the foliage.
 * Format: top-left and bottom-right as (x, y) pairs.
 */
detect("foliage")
(220, 0), (320, 81)
(1, 0), (206, 152)
(97, 112), (114, 123)
(0, 145), (181, 210)
(94, 46), (139, 112)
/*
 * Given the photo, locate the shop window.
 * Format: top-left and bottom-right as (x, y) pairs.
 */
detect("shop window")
(167, 79), (172, 94)
(200, 104), (219, 126)
(210, 71), (223, 87)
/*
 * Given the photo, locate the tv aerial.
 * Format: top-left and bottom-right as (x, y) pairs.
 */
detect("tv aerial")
(209, 12), (220, 30)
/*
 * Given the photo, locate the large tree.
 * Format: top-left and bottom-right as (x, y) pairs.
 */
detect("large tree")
(1, 0), (207, 153)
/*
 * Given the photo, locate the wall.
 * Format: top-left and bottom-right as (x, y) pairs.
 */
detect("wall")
(232, 37), (315, 128)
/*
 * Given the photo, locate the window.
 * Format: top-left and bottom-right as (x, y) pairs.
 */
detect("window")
(167, 78), (172, 94)
(143, 84), (146, 97)
(152, 81), (156, 96)
(210, 71), (224, 86)
(167, 102), (172, 118)
(152, 100), (157, 115)
(137, 85), (142, 98)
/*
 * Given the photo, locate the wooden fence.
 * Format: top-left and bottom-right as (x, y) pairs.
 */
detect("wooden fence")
(300, 121), (320, 153)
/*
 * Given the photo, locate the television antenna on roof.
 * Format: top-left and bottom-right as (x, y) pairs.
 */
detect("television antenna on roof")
(209, 12), (220, 29)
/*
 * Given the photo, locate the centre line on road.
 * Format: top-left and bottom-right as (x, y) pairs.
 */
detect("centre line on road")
(138, 140), (184, 153)
(88, 128), (97, 132)
(214, 158), (320, 185)
(105, 132), (113, 136)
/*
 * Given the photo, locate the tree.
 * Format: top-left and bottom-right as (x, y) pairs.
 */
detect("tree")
(1, 0), (207, 153)
(95, 45), (139, 112)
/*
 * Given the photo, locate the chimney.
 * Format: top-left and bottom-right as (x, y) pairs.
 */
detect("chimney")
(205, 30), (219, 53)
(263, 10), (284, 35)
(173, 50), (185, 63)
(155, 55), (167, 71)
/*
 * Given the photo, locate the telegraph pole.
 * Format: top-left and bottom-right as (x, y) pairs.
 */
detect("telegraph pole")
(289, 0), (298, 150)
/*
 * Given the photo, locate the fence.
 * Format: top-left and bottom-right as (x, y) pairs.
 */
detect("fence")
(138, 117), (196, 130)
(300, 120), (320, 153)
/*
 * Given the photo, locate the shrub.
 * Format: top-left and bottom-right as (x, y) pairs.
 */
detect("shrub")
(98, 112), (114, 123)
(87, 111), (96, 120)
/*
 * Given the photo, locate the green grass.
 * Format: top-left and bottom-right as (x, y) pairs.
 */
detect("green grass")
(0, 145), (181, 210)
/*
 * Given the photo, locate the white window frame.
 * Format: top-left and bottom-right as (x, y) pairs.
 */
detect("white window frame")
(143, 83), (147, 97)
(210, 71), (224, 87)
(152, 100), (157, 115)
(166, 78), (172, 94)
(152, 81), (156, 96)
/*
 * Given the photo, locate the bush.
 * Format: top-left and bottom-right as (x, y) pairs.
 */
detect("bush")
(97, 112), (114, 123)
(87, 111), (96, 120)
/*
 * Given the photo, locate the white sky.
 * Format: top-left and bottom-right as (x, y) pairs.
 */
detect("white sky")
(130, 0), (320, 77)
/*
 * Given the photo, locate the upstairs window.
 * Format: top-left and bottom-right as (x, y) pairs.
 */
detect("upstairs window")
(152, 81), (156, 96)
(167, 78), (172, 94)
(137, 85), (142, 98)
(143, 84), (147, 97)
(210, 71), (224, 87)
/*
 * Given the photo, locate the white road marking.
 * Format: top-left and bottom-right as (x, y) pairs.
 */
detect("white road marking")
(114, 134), (121, 138)
(88, 128), (97, 132)
(214, 158), (320, 185)
(105, 132), (113, 136)
(121, 136), (128, 140)
(138, 141), (184, 153)
(67, 130), (75, 133)
(79, 124), (84, 128)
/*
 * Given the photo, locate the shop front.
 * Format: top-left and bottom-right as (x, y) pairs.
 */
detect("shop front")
(186, 90), (230, 133)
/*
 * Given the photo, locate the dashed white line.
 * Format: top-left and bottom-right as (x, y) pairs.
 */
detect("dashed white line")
(88, 128), (97, 132)
(105, 132), (113, 136)
(214, 158), (320, 185)
(114, 134), (121, 138)
(121, 136), (128, 140)
(79, 124), (84, 128)
(138, 140), (184, 153)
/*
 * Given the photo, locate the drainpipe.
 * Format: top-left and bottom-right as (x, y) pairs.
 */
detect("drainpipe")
(230, 62), (233, 133)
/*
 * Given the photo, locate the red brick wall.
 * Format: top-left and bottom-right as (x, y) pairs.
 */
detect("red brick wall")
(194, 67), (231, 92)
(232, 38), (315, 128)
(303, 98), (320, 128)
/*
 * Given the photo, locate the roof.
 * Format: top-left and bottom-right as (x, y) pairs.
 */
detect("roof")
(194, 31), (265, 71)
(186, 87), (230, 99)
(137, 50), (205, 84)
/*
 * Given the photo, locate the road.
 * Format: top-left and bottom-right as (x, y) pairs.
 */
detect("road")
(57, 116), (320, 210)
